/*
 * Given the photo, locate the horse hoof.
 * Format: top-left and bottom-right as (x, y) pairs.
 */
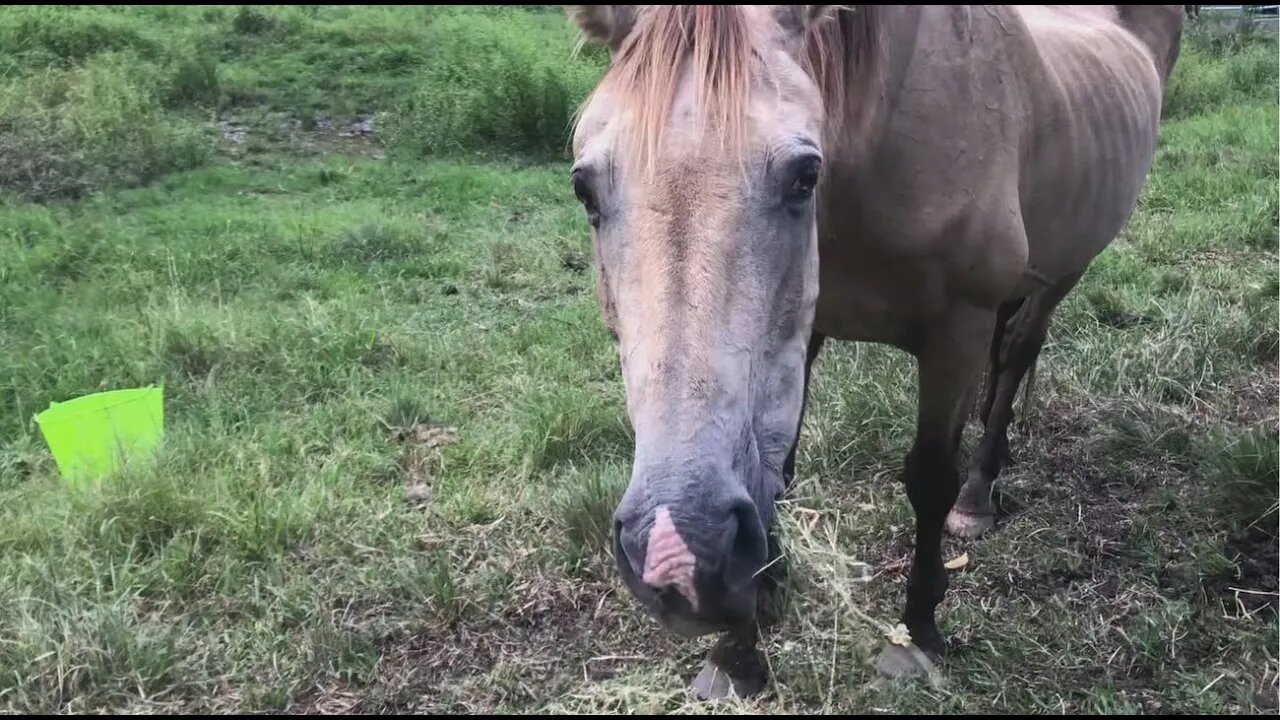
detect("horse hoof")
(874, 642), (941, 684)
(945, 509), (994, 538)
(690, 659), (766, 701)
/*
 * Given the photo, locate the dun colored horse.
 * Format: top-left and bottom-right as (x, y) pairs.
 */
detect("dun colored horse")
(565, 4), (1184, 699)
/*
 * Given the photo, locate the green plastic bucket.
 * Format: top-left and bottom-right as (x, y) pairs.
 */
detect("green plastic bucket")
(35, 386), (164, 489)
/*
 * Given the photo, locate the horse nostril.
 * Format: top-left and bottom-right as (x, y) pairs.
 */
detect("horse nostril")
(614, 519), (646, 578)
(721, 499), (767, 592)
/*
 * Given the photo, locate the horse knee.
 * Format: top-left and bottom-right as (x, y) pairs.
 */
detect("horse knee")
(903, 446), (960, 519)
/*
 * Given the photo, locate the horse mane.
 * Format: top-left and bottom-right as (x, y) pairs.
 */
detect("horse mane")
(581, 5), (883, 174)
(801, 5), (884, 153)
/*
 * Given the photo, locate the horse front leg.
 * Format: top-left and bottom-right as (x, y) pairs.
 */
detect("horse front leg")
(690, 623), (768, 700)
(877, 307), (992, 680)
(689, 507), (795, 699)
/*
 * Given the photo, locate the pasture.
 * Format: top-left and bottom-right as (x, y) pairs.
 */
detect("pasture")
(0, 5), (1276, 714)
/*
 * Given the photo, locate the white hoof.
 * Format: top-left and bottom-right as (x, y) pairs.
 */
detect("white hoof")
(945, 508), (994, 538)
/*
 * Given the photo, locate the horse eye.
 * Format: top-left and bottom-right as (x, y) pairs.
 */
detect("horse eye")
(787, 157), (822, 202)
(571, 171), (601, 228)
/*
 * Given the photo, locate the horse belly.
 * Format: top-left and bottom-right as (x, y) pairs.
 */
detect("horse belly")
(1018, 21), (1165, 281)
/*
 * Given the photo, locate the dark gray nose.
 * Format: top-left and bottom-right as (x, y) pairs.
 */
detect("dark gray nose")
(612, 487), (767, 631)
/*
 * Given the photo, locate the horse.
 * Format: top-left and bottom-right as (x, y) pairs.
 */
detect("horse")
(563, 4), (1184, 699)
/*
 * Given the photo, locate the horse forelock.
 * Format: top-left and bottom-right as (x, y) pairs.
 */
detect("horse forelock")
(593, 5), (762, 176)
(574, 5), (885, 176)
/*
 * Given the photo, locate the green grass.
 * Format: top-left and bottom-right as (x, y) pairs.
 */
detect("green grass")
(0, 5), (600, 200)
(0, 6), (1277, 714)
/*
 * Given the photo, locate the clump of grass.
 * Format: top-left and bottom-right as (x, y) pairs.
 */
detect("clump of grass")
(305, 620), (380, 684)
(1091, 401), (1199, 475)
(0, 602), (201, 714)
(0, 52), (208, 200)
(76, 469), (210, 564)
(0, 6), (162, 68)
(1200, 424), (1279, 535)
(1165, 28), (1279, 119)
(1083, 287), (1148, 330)
(333, 221), (423, 264)
(231, 6), (282, 36)
(1087, 398), (1279, 538)
(165, 50), (220, 108)
(382, 395), (437, 432)
(552, 462), (627, 569)
(382, 10), (604, 159)
(1229, 275), (1280, 365)
(511, 387), (632, 474)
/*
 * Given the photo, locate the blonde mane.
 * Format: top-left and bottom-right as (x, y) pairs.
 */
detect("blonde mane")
(579, 5), (883, 174)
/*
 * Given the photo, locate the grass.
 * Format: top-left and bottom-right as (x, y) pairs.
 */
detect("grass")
(0, 6), (1277, 714)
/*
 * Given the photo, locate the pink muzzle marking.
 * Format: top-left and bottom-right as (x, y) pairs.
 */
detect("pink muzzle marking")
(642, 505), (700, 612)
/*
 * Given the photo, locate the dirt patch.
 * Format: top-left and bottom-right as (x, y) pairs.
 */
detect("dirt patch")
(981, 395), (1255, 611)
(389, 423), (457, 507)
(1214, 524), (1279, 616)
(219, 119), (249, 144)
(1017, 400), (1159, 513)
(298, 116), (383, 157)
(289, 577), (679, 714)
(216, 113), (386, 159)
(1213, 363), (1279, 426)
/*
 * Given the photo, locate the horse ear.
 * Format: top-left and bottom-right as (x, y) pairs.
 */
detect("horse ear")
(565, 5), (639, 55)
(773, 5), (835, 49)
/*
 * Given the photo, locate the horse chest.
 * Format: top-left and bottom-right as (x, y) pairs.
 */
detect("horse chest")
(811, 240), (952, 349)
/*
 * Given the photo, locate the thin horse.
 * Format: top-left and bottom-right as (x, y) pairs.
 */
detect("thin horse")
(565, 4), (1183, 698)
